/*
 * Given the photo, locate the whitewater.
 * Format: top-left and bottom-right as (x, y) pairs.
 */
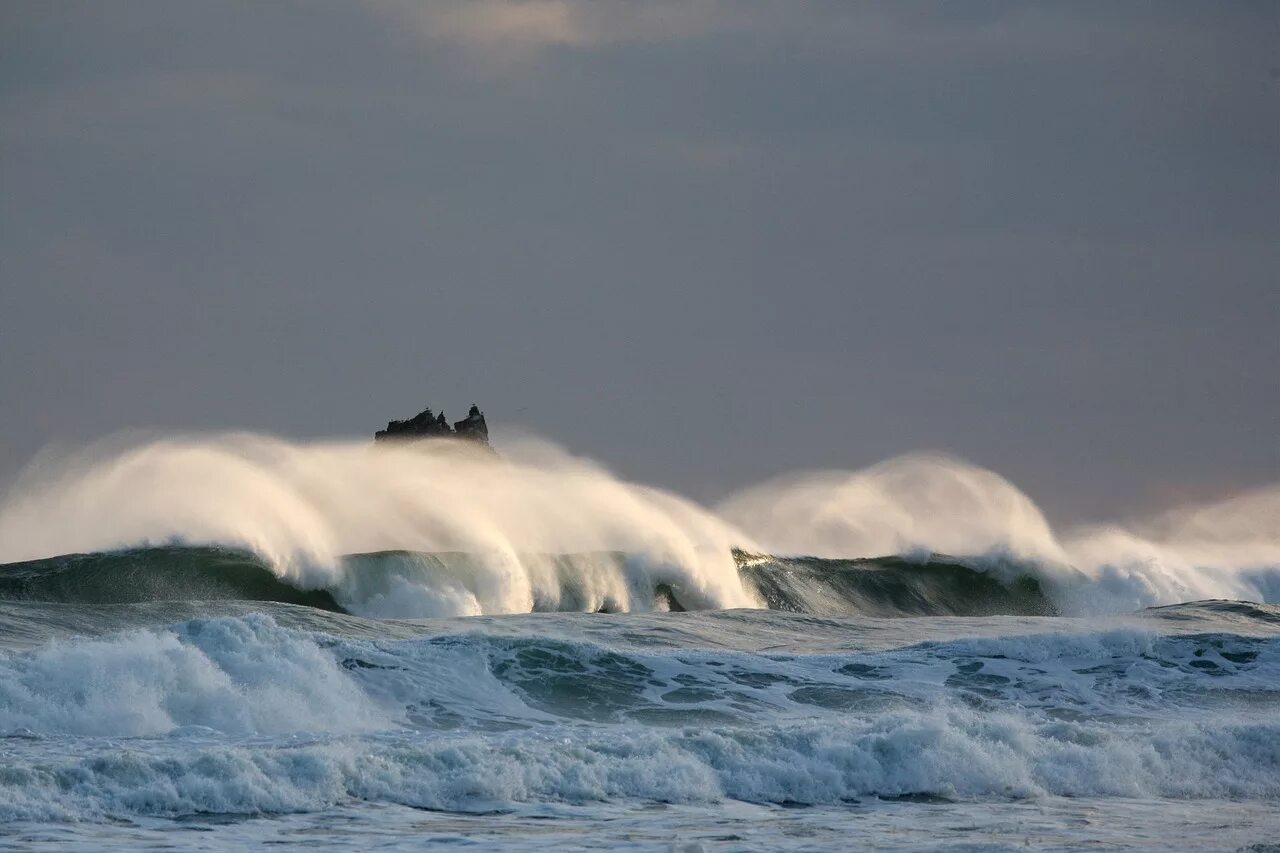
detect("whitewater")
(1, 433), (1278, 850)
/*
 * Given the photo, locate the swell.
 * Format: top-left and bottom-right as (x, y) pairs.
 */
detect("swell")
(0, 546), (1055, 619)
(0, 547), (345, 612)
(738, 553), (1057, 617)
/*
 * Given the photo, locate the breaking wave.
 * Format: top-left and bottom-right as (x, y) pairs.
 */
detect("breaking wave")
(0, 434), (1276, 617)
(1, 611), (1278, 821)
(3, 433), (1278, 838)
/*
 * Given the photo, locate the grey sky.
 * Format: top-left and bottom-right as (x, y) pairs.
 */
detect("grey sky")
(1, 1), (1277, 524)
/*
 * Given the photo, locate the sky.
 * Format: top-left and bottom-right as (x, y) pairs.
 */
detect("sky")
(1, 1), (1277, 524)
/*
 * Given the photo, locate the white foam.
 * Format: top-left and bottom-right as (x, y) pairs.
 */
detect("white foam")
(0, 614), (387, 737)
(2, 436), (1278, 616)
(720, 453), (1280, 613)
(1, 613), (1277, 822)
(0, 434), (760, 617)
(2, 711), (1277, 822)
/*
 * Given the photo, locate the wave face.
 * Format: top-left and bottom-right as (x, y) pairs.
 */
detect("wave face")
(0, 547), (1056, 619)
(0, 547), (344, 612)
(740, 554), (1057, 617)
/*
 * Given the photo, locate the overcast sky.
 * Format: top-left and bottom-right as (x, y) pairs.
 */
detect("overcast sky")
(1, 1), (1276, 523)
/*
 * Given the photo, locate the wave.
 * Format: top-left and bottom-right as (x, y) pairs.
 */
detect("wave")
(0, 546), (1056, 619)
(0, 434), (759, 614)
(719, 454), (1280, 613)
(740, 553), (1057, 617)
(0, 546), (344, 612)
(0, 434), (1276, 617)
(7, 715), (1279, 822)
(6, 612), (1279, 739)
(1, 613), (1278, 821)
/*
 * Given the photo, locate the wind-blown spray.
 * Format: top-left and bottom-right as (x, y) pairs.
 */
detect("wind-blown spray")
(0, 434), (760, 616)
(2, 437), (1278, 617)
(719, 453), (1280, 613)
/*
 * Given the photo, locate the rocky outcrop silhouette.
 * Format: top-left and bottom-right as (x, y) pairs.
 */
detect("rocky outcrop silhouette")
(374, 404), (490, 446)
(452, 404), (489, 442)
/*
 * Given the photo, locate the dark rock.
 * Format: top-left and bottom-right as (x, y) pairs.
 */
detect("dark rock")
(453, 404), (489, 444)
(374, 403), (490, 447)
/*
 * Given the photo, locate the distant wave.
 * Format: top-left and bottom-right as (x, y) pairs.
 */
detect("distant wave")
(4, 435), (1279, 842)
(0, 434), (1276, 617)
(0, 435), (759, 614)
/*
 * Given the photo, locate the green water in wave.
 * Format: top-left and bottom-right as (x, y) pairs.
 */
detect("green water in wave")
(0, 546), (1056, 618)
(0, 547), (345, 611)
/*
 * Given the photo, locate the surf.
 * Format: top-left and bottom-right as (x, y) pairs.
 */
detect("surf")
(1, 433), (1277, 618)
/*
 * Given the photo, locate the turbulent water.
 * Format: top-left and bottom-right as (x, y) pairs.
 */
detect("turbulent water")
(1, 435), (1278, 850)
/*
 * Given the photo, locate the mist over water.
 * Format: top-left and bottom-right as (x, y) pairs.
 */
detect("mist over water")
(0, 433), (1277, 617)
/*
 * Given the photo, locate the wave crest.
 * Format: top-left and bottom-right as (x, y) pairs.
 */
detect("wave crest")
(2, 435), (1278, 616)
(0, 435), (760, 615)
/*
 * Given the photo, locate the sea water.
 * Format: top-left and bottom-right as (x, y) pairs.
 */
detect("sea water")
(1, 436), (1278, 850)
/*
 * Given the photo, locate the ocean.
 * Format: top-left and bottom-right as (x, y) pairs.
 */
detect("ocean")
(0, 435), (1277, 850)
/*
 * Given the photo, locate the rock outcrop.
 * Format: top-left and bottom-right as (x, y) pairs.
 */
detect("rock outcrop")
(374, 403), (490, 447)
(452, 404), (489, 442)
